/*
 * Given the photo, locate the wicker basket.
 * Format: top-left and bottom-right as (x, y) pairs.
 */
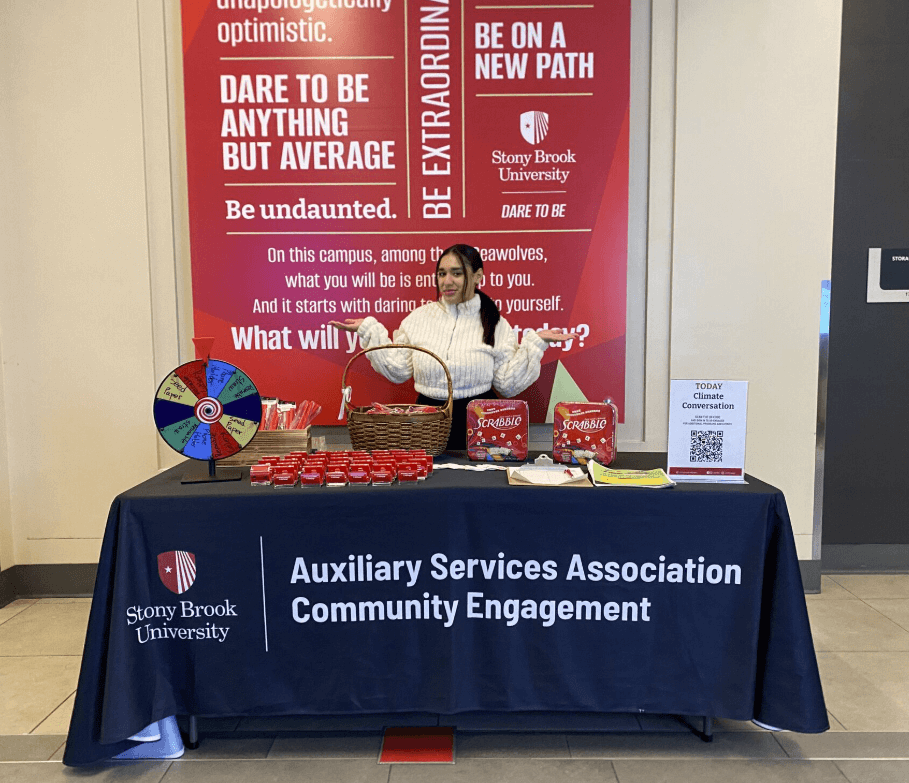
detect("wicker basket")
(342, 345), (453, 455)
(218, 429), (312, 466)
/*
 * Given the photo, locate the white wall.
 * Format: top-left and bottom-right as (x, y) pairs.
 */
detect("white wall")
(670, 0), (841, 559)
(0, 14), (14, 569)
(0, 331), (12, 571)
(0, 0), (842, 569)
(0, 0), (161, 565)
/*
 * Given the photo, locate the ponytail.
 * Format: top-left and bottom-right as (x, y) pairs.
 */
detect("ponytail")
(477, 289), (500, 347)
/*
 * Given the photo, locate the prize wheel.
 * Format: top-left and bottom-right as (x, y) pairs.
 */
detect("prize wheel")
(153, 359), (261, 461)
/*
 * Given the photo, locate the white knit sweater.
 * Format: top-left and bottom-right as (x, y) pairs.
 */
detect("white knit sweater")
(356, 295), (548, 400)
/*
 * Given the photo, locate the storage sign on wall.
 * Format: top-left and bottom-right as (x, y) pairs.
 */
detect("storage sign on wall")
(180, 0), (630, 423)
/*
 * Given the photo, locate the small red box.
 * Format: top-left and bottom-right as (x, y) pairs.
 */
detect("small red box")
(325, 467), (349, 487)
(552, 401), (618, 466)
(272, 469), (298, 487)
(371, 466), (395, 485)
(412, 454), (433, 475)
(249, 465), (273, 486)
(300, 464), (325, 484)
(466, 399), (529, 462)
(348, 466), (371, 484)
(399, 461), (428, 480)
(397, 466), (420, 482)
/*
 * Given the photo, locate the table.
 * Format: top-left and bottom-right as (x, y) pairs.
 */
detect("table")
(64, 453), (827, 766)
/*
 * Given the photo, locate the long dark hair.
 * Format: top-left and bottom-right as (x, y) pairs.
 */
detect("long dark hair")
(436, 244), (501, 346)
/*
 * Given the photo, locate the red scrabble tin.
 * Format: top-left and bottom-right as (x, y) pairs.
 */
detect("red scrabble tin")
(466, 399), (529, 462)
(552, 401), (618, 466)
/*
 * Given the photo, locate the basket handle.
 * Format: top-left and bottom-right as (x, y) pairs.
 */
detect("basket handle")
(341, 344), (453, 414)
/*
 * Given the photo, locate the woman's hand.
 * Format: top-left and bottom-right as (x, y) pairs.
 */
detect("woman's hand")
(329, 319), (365, 333)
(537, 328), (578, 344)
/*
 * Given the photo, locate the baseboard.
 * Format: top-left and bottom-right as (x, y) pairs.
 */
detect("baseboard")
(0, 567), (15, 608)
(799, 560), (821, 593)
(822, 544), (909, 573)
(0, 563), (97, 608)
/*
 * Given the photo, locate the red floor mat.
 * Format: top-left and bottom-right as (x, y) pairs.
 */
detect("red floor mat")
(379, 726), (454, 763)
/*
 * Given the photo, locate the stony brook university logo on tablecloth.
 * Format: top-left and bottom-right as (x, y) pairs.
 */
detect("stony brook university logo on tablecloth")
(520, 110), (549, 145)
(157, 551), (197, 595)
(125, 551), (234, 645)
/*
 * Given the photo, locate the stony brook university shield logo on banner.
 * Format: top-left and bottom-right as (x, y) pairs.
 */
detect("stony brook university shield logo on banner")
(157, 551), (197, 595)
(520, 110), (549, 145)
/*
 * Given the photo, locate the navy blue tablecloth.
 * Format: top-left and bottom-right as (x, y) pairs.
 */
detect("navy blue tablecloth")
(64, 453), (827, 765)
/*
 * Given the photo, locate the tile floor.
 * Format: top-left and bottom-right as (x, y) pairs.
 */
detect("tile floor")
(2, 575), (909, 781)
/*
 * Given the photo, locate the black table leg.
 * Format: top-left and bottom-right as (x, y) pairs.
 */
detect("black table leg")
(672, 714), (714, 741)
(185, 716), (200, 750)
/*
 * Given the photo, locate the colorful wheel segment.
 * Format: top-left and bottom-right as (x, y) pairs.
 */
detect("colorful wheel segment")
(153, 359), (261, 461)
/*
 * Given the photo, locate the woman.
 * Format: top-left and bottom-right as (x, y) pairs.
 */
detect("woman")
(330, 244), (574, 449)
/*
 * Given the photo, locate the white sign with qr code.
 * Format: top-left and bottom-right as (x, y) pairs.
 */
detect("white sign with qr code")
(667, 380), (748, 483)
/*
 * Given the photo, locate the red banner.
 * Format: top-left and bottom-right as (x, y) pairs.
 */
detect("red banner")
(181, 0), (629, 423)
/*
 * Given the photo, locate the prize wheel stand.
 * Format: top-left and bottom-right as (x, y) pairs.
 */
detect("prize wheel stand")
(153, 359), (262, 484)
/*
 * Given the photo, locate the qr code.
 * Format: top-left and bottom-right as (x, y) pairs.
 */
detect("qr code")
(690, 430), (724, 462)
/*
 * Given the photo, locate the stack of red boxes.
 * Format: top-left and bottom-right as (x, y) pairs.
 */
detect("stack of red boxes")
(248, 449), (433, 487)
(300, 453), (328, 485)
